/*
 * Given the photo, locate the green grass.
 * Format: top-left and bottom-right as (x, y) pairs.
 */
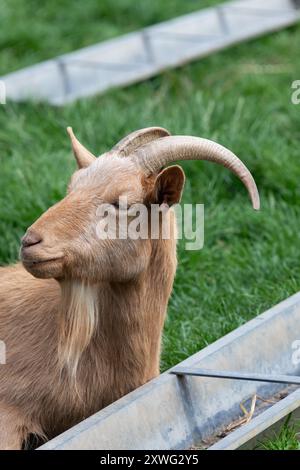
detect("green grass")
(0, 0), (223, 75)
(258, 416), (300, 450)
(0, 2), (300, 373)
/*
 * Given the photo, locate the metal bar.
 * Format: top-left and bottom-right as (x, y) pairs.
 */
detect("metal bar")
(171, 367), (300, 385)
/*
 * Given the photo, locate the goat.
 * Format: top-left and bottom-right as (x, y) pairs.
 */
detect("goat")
(0, 127), (260, 449)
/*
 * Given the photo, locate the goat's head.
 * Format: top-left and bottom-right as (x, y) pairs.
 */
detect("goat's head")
(21, 127), (260, 282)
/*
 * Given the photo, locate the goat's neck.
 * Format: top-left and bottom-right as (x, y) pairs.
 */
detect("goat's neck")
(58, 239), (176, 380)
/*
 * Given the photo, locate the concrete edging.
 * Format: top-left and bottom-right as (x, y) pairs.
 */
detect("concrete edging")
(1, 0), (300, 105)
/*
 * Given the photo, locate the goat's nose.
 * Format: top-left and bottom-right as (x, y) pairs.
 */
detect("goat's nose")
(21, 230), (43, 248)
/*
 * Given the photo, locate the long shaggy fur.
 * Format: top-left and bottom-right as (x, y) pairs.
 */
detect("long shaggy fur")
(59, 281), (99, 377)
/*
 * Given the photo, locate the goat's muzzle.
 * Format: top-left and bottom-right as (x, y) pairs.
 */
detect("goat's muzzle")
(21, 229), (64, 279)
(21, 230), (43, 249)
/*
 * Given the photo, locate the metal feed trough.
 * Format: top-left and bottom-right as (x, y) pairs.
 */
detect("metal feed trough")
(39, 292), (300, 450)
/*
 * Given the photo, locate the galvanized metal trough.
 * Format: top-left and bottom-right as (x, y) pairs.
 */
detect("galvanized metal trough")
(39, 292), (300, 450)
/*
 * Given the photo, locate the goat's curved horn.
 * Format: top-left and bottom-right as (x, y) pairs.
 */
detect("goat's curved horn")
(131, 136), (260, 210)
(67, 127), (96, 169)
(112, 127), (170, 156)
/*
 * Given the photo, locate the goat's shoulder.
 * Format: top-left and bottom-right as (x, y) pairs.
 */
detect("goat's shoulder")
(0, 263), (60, 322)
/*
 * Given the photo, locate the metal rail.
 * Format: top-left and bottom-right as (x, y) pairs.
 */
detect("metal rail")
(171, 367), (300, 385)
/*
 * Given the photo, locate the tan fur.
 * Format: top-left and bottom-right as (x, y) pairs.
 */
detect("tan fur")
(59, 281), (99, 377)
(0, 152), (183, 448)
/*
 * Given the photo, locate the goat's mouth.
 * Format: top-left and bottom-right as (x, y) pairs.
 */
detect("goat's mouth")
(22, 255), (65, 279)
(22, 257), (63, 267)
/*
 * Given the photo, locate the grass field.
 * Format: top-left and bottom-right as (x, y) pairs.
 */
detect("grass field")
(0, 0), (223, 75)
(258, 416), (300, 450)
(1, 0), (300, 430)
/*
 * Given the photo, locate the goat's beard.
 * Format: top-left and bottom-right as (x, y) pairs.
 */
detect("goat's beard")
(58, 280), (99, 378)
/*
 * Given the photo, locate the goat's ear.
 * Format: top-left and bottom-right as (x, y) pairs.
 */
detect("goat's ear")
(67, 127), (96, 169)
(152, 165), (185, 206)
